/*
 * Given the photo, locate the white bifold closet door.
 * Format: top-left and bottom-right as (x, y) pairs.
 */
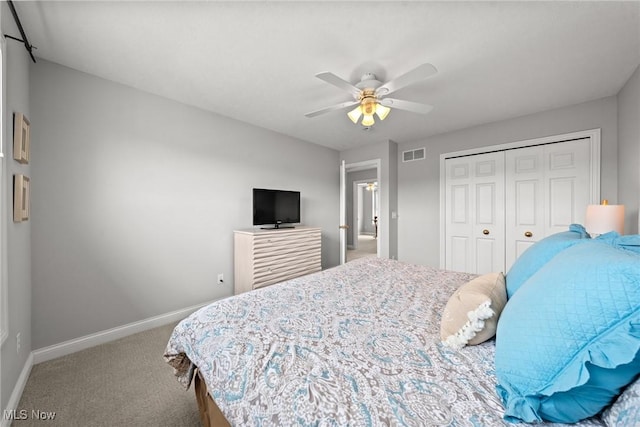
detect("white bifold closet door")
(504, 139), (591, 269)
(445, 151), (505, 274)
(445, 138), (593, 274)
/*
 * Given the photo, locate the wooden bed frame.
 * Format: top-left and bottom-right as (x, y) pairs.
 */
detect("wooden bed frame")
(194, 370), (230, 427)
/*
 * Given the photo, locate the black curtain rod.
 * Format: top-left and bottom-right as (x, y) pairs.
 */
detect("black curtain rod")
(5, 0), (36, 63)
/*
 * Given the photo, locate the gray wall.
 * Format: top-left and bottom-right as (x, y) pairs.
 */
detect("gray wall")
(0, 2), (33, 412)
(617, 64), (640, 234)
(397, 96), (619, 267)
(29, 60), (340, 349)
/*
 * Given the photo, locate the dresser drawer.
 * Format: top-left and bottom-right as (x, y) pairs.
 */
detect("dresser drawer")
(234, 227), (322, 294)
(253, 257), (321, 289)
(252, 230), (320, 250)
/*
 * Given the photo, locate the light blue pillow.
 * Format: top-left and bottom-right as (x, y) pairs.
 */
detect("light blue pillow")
(608, 233), (640, 254)
(495, 238), (640, 424)
(505, 224), (589, 298)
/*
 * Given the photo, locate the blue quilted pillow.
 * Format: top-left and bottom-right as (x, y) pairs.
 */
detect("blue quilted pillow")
(607, 233), (640, 254)
(495, 238), (640, 423)
(505, 224), (589, 298)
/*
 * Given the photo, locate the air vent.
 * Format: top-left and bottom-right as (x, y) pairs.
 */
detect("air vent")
(402, 148), (426, 162)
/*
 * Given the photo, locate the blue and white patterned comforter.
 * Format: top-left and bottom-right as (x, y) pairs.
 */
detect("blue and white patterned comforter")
(165, 257), (605, 426)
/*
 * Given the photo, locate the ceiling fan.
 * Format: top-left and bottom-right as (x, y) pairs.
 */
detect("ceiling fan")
(305, 63), (437, 127)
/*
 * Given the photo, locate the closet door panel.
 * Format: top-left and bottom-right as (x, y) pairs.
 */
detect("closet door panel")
(445, 152), (505, 274)
(506, 147), (544, 270)
(474, 179), (504, 274)
(450, 236), (470, 273)
(444, 133), (597, 275)
(548, 178), (576, 227)
(476, 183), (497, 224)
(515, 180), (538, 224)
(445, 158), (473, 273)
(505, 138), (593, 269)
(544, 139), (591, 234)
(451, 185), (469, 223)
(473, 153), (505, 275)
(512, 179), (539, 262)
(476, 237), (498, 274)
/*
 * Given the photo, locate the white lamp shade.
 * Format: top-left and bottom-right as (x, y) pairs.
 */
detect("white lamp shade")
(585, 204), (625, 236)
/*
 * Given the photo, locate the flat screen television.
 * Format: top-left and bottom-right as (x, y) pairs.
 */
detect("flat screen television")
(253, 188), (300, 229)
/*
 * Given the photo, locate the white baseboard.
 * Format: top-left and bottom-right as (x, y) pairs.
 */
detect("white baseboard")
(2, 300), (218, 425)
(32, 299), (217, 365)
(1, 352), (34, 427)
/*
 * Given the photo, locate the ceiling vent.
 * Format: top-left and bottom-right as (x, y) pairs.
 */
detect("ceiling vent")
(402, 148), (426, 162)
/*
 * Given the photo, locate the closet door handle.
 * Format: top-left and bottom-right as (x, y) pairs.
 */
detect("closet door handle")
(524, 231), (533, 238)
(482, 229), (490, 235)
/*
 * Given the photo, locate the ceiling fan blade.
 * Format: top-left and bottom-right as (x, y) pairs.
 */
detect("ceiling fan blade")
(305, 100), (359, 118)
(315, 72), (362, 99)
(375, 63), (437, 97)
(379, 98), (433, 115)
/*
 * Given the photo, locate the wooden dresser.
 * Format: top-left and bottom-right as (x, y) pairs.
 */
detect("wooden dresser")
(233, 226), (322, 294)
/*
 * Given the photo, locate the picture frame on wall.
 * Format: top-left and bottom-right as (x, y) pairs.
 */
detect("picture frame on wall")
(13, 174), (30, 222)
(13, 112), (30, 164)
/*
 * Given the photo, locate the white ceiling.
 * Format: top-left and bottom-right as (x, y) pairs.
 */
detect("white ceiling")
(12, 1), (640, 151)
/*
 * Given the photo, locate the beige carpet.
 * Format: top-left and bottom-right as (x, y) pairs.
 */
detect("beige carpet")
(347, 234), (377, 262)
(15, 322), (200, 426)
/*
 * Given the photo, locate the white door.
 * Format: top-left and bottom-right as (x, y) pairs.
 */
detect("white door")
(505, 139), (592, 270)
(445, 151), (505, 274)
(441, 130), (600, 274)
(544, 139), (592, 234)
(505, 145), (545, 268)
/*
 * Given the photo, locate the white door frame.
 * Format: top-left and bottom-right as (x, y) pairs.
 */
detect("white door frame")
(353, 182), (363, 250)
(439, 128), (601, 269)
(340, 159), (382, 264)
(340, 161), (347, 264)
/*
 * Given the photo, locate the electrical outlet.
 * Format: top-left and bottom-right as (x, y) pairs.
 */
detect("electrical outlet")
(16, 332), (21, 354)
(217, 273), (224, 285)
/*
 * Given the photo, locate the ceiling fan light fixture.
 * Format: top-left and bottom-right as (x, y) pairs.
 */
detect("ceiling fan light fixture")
(375, 103), (391, 120)
(348, 95), (380, 126)
(361, 97), (376, 115)
(309, 63), (438, 126)
(361, 114), (375, 127)
(347, 106), (362, 124)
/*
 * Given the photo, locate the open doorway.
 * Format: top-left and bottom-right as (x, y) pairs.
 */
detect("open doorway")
(341, 160), (381, 263)
(347, 181), (378, 262)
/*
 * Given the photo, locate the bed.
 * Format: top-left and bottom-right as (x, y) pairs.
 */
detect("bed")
(165, 242), (640, 426)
